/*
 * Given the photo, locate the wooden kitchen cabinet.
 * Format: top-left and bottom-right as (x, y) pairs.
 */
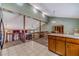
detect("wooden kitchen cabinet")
(48, 34), (79, 56)
(48, 35), (56, 52)
(56, 37), (66, 55)
(66, 42), (79, 56)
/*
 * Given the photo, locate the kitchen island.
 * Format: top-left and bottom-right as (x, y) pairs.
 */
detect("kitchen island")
(48, 33), (79, 56)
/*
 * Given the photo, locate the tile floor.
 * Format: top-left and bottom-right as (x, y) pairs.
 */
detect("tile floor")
(0, 41), (58, 56)
(3, 40), (23, 49)
(33, 37), (48, 47)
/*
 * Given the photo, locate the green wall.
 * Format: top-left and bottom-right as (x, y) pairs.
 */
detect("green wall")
(47, 17), (79, 34)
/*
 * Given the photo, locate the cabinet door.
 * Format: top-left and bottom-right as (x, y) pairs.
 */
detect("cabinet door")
(48, 37), (56, 52)
(66, 43), (79, 56)
(56, 39), (65, 55)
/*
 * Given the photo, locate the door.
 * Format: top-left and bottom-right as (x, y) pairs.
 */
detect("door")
(48, 36), (56, 52)
(56, 37), (65, 55)
(66, 43), (79, 56)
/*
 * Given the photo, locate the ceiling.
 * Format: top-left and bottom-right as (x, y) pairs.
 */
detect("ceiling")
(30, 3), (79, 18)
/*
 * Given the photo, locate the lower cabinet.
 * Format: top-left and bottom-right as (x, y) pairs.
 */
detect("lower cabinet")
(66, 42), (79, 56)
(48, 35), (79, 56)
(48, 36), (55, 52)
(56, 40), (65, 55)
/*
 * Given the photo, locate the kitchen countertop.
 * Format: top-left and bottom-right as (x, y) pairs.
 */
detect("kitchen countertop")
(48, 33), (79, 39)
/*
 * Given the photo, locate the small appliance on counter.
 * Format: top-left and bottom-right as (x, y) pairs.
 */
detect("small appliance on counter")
(74, 29), (79, 36)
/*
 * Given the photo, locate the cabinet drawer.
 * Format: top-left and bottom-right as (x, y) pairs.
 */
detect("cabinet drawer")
(48, 35), (56, 39)
(56, 36), (65, 41)
(66, 38), (79, 44)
